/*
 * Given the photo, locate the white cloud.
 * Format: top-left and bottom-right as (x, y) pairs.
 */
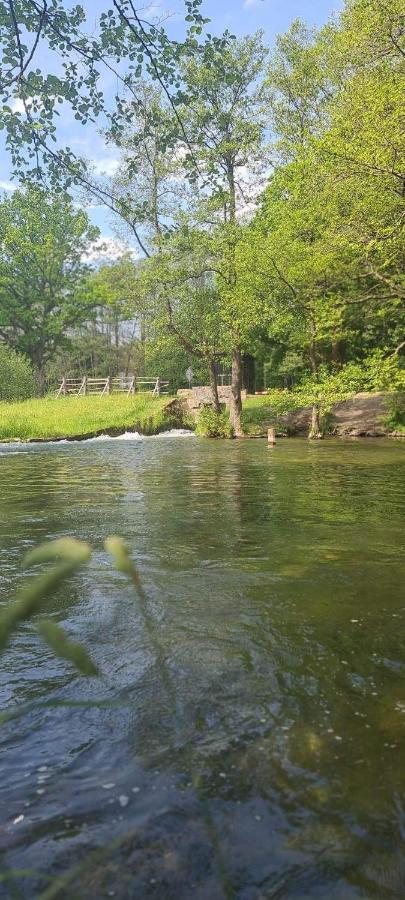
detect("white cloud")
(0, 180), (17, 192)
(11, 95), (49, 114)
(84, 236), (138, 263)
(11, 98), (27, 114)
(92, 157), (120, 177)
(243, 0), (265, 7)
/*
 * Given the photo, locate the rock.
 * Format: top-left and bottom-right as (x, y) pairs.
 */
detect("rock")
(177, 387), (247, 413)
(280, 391), (394, 437)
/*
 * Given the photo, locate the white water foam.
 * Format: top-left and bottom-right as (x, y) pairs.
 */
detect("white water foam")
(0, 429), (195, 451)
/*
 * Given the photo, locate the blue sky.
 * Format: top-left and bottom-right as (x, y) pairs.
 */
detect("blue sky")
(0, 0), (342, 256)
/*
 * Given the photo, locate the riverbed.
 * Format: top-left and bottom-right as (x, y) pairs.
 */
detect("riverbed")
(0, 436), (404, 898)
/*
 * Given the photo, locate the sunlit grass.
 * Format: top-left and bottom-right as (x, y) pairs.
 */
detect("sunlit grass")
(242, 393), (291, 432)
(0, 394), (175, 441)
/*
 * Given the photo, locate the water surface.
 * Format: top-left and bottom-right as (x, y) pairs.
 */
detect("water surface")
(0, 437), (404, 898)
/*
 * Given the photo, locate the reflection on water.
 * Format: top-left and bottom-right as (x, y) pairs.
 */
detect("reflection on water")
(0, 437), (404, 898)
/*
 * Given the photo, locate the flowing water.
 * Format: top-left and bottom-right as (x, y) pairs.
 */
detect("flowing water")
(0, 435), (404, 899)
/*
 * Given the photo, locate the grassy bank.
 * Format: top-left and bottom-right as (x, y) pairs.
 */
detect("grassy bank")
(242, 395), (281, 433)
(0, 394), (177, 442)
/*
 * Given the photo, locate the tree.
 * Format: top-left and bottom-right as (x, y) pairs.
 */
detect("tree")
(141, 234), (228, 412)
(0, 343), (35, 400)
(176, 31), (269, 434)
(237, 0), (404, 436)
(0, 186), (98, 384)
(0, 1), (209, 202)
(108, 84), (226, 410)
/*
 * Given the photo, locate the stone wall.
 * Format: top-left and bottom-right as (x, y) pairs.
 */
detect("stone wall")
(177, 386), (247, 412)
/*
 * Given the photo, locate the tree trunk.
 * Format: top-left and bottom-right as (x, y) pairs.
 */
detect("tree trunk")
(35, 368), (46, 396)
(226, 157), (244, 437)
(209, 358), (221, 413)
(309, 404), (322, 440)
(331, 339), (345, 367)
(308, 334), (322, 439)
(230, 345), (243, 436)
(308, 326), (322, 441)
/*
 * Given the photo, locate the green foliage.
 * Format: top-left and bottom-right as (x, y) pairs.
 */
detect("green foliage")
(295, 354), (405, 413)
(242, 355), (405, 434)
(0, 394), (175, 441)
(1, 0), (403, 425)
(0, 186), (99, 376)
(239, 0), (404, 396)
(144, 333), (210, 393)
(0, 343), (36, 401)
(242, 391), (301, 433)
(383, 393), (405, 434)
(0, 0), (208, 189)
(196, 405), (233, 438)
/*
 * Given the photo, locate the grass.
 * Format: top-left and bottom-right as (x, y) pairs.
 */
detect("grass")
(242, 393), (293, 434)
(0, 393), (177, 442)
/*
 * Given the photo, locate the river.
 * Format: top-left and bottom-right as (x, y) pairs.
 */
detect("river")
(0, 435), (404, 898)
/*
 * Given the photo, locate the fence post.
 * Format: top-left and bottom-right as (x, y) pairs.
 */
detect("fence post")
(56, 376), (66, 397)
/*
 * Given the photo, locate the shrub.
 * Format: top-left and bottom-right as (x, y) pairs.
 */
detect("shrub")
(384, 392), (405, 433)
(290, 354), (405, 416)
(0, 345), (36, 401)
(195, 404), (233, 438)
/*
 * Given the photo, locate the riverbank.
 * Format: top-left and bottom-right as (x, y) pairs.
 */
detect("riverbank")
(0, 394), (178, 442)
(242, 391), (405, 438)
(1, 390), (403, 443)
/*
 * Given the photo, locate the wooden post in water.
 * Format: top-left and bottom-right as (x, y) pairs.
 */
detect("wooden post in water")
(267, 426), (276, 445)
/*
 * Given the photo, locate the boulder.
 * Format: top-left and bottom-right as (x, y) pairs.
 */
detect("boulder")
(177, 386), (247, 413)
(280, 392), (392, 437)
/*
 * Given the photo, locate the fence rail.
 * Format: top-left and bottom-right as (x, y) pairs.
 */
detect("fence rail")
(56, 376), (169, 398)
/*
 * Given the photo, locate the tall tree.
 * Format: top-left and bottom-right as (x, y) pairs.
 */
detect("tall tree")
(0, 186), (98, 383)
(177, 31), (269, 434)
(108, 84), (226, 409)
(239, 0), (404, 435)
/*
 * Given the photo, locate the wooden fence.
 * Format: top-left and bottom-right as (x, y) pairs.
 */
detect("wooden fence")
(56, 376), (169, 398)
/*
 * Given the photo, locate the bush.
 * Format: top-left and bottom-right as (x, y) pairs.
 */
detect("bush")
(384, 392), (405, 433)
(290, 354), (405, 416)
(0, 345), (36, 401)
(195, 404), (233, 438)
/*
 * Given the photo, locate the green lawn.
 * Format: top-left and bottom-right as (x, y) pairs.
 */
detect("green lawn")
(0, 394), (177, 441)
